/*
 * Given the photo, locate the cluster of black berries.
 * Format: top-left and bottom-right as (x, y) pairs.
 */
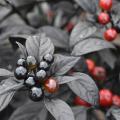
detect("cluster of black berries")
(14, 54), (54, 101)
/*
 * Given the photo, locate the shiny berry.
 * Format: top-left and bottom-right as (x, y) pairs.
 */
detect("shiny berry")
(43, 54), (54, 64)
(99, 89), (113, 107)
(25, 76), (35, 87)
(36, 70), (47, 80)
(44, 78), (59, 93)
(39, 61), (49, 70)
(17, 58), (27, 67)
(112, 95), (120, 107)
(29, 87), (43, 101)
(98, 12), (110, 25)
(14, 66), (27, 80)
(73, 96), (91, 107)
(86, 59), (95, 73)
(92, 66), (106, 81)
(99, 0), (112, 11)
(27, 56), (37, 70)
(104, 28), (117, 42)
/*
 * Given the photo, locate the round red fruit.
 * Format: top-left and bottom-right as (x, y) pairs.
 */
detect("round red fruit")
(99, 0), (112, 11)
(104, 28), (117, 42)
(98, 12), (110, 25)
(86, 59), (95, 73)
(44, 78), (59, 93)
(92, 66), (106, 81)
(99, 89), (113, 107)
(73, 96), (91, 107)
(112, 95), (120, 107)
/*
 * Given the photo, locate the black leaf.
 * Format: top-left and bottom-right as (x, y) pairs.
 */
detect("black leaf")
(38, 26), (69, 50)
(70, 21), (97, 48)
(98, 49), (117, 69)
(44, 98), (75, 120)
(106, 106), (120, 120)
(0, 78), (23, 111)
(9, 35), (28, 50)
(56, 72), (93, 85)
(71, 38), (115, 56)
(26, 34), (54, 62)
(72, 106), (88, 120)
(9, 101), (47, 120)
(67, 72), (99, 105)
(6, 0), (34, 7)
(0, 25), (36, 45)
(74, 0), (99, 14)
(0, 69), (13, 77)
(51, 54), (80, 76)
(16, 42), (27, 58)
(53, 1), (76, 14)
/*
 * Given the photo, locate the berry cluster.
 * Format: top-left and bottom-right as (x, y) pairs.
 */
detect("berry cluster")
(14, 54), (58, 102)
(86, 59), (106, 81)
(99, 89), (120, 107)
(86, 59), (120, 108)
(98, 0), (120, 42)
(73, 89), (120, 108)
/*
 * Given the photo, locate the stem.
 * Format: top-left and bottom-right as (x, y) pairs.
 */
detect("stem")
(108, 11), (114, 27)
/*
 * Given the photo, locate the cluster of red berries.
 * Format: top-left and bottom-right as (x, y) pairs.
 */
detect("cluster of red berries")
(14, 54), (59, 101)
(86, 59), (106, 81)
(99, 89), (120, 107)
(98, 0), (120, 42)
(73, 89), (120, 108)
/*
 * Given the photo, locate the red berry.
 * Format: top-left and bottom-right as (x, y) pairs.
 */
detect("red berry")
(104, 28), (117, 41)
(112, 95), (120, 107)
(92, 66), (106, 81)
(86, 59), (95, 73)
(44, 78), (59, 93)
(98, 12), (110, 25)
(73, 96), (91, 107)
(99, 0), (112, 11)
(99, 89), (113, 107)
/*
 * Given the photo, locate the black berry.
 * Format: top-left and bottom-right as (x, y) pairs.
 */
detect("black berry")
(36, 70), (46, 80)
(25, 76), (35, 87)
(14, 66), (27, 80)
(39, 61), (49, 70)
(27, 56), (37, 70)
(29, 87), (43, 101)
(17, 58), (27, 67)
(43, 54), (54, 64)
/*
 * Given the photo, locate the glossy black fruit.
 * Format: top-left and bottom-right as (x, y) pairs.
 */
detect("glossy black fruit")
(29, 87), (43, 101)
(36, 70), (46, 80)
(39, 61), (49, 70)
(27, 56), (37, 70)
(25, 76), (35, 87)
(43, 54), (54, 64)
(14, 66), (27, 80)
(17, 58), (27, 67)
